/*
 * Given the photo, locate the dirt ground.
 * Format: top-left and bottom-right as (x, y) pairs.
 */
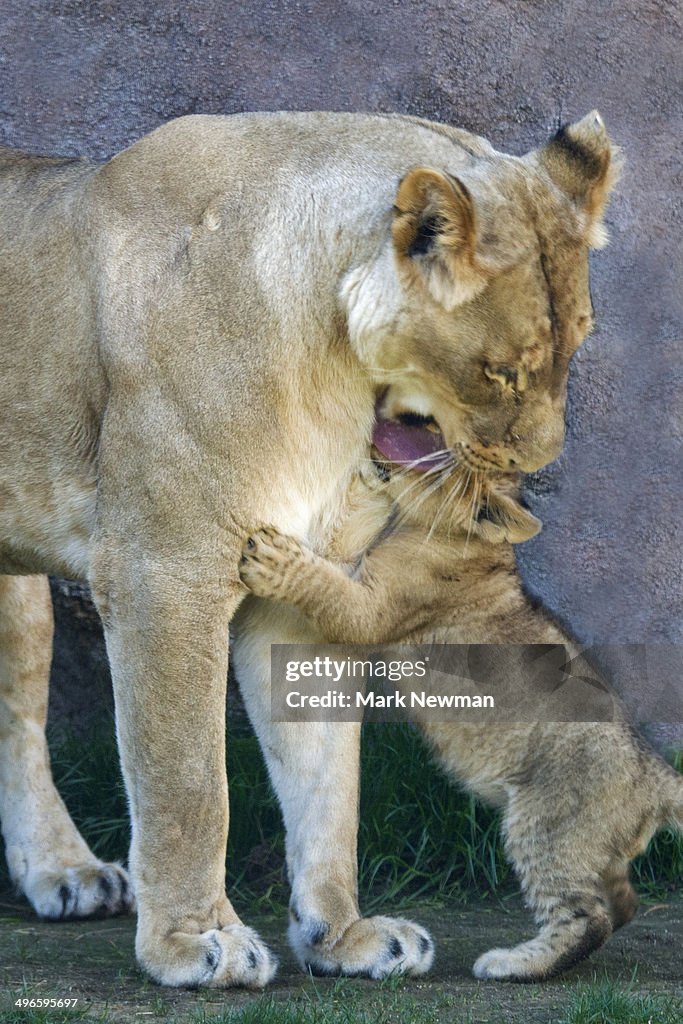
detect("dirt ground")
(1, 890), (681, 1023)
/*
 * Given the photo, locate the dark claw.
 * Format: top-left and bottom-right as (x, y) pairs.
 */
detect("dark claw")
(119, 873), (131, 904)
(58, 883), (76, 918)
(306, 921), (330, 947)
(98, 873), (113, 899)
(205, 936), (222, 971)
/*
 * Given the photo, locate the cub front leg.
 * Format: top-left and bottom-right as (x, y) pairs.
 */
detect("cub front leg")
(0, 574), (132, 921)
(239, 527), (388, 643)
(90, 547), (276, 989)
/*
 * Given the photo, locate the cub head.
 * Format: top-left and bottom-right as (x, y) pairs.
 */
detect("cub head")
(372, 437), (543, 547)
(345, 112), (620, 475)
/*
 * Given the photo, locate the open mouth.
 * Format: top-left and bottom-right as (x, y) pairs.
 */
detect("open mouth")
(372, 406), (514, 477)
(372, 408), (452, 472)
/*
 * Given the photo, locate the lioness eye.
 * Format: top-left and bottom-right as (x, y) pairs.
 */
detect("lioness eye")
(484, 365), (517, 389)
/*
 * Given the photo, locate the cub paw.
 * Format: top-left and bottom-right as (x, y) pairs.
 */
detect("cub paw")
(473, 911), (610, 982)
(28, 862), (134, 921)
(473, 946), (529, 981)
(139, 924), (277, 989)
(473, 941), (562, 982)
(239, 526), (311, 598)
(289, 914), (434, 979)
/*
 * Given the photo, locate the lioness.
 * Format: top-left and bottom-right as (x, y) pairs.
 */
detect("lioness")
(0, 111), (616, 987)
(237, 420), (683, 982)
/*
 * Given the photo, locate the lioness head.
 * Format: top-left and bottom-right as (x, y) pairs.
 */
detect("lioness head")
(344, 112), (619, 475)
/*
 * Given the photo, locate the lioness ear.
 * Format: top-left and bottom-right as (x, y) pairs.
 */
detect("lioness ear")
(538, 110), (621, 248)
(392, 168), (489, 309)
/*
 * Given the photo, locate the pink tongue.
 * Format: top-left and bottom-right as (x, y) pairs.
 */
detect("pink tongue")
(372, 417), (450, 470)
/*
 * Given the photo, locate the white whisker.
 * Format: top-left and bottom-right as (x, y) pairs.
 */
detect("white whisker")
(395, 465), (454, 527)
(446, 469), (471, 542)
(464, 475), (483, 551)
(426, 469), (468, 544)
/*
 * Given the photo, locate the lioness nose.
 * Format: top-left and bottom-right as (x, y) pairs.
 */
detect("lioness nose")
(507, 425), (564, 473)
(516, 445), (562, 473)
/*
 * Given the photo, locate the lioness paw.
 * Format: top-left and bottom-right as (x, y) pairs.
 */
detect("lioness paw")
(289, 914), (434, 979)
(28, 862), (133, 921)
(139, 924), (277, 989)
(239, 526), (311, 598)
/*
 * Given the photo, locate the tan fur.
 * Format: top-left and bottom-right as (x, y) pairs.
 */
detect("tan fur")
(239, 461), (683, 982)
(393, 168), (485, 307)
(0, 575), (133, 919)
(0, 111), (616, 986)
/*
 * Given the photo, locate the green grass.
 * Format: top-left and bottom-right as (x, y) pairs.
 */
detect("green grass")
(632, 755), (683, 893)
(0, 1007), (111, 1024)
(0, 1011), (100, 1019)
(192, 977), (461, 1024)
(0, 718), (507, 911)
(37, 719), (512, 911)
(5, 977), (681, 1024)
(193, 979), (683, 1024)
(0, 980), (462, 1024)
(2, 978), (681, 1024)
(358, 724), (508, 911)
(559, 976), (683, 1024)
(2, 719), (681, 913)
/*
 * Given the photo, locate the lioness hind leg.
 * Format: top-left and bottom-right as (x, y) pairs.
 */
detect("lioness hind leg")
(232, 608), (434, 980)
(0, 574), (132, 919)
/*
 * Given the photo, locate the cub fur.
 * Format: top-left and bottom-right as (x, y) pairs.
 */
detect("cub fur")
(238, 456), (683, 982)
(0, 111), (616, 986)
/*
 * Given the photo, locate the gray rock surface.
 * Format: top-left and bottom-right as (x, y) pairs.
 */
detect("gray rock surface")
(1, 1), (680, 745)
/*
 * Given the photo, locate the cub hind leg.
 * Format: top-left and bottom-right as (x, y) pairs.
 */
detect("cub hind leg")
(602, 863), (638, 931)
(0, 574), (132, 919)
(472, 786), (616, 981)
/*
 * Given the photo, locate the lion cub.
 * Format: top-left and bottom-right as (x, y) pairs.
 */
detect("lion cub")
(238, 430), (683, 982)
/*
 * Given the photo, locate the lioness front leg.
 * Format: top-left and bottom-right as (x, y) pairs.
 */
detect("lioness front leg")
(239, 527), (390, 643)
(232, 603), (434, 979)
(0, 575), (132, 920)
(90, 546), (276, 989)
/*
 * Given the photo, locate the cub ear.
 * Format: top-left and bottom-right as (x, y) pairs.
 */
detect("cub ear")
(392, 168), (489, 310)
(538, 110), (621, 248)
(473, 489), (542, 545)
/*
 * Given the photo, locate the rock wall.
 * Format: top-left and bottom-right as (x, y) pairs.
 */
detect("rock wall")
(1, 1), (680, 745)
